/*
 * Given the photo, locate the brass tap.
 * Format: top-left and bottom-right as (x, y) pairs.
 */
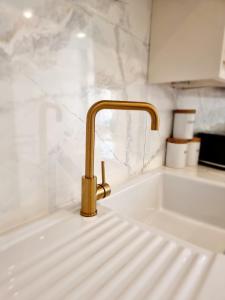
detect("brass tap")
(80, 100), (160, 217)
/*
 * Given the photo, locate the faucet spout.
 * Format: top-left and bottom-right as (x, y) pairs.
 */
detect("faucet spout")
(81, 100), (160, 217)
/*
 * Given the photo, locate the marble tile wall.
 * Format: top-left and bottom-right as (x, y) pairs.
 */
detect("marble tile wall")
(0, 0), (176, 232)
(176, 88), (225, 134)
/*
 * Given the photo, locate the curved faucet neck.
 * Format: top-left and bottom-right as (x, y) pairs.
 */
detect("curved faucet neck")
(84, 100), (159, 179)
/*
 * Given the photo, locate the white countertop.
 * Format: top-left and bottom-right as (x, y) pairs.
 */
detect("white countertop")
(0, 166), (225, 300)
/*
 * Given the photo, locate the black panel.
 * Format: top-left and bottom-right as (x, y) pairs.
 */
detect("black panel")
(196, 133), (225, 170)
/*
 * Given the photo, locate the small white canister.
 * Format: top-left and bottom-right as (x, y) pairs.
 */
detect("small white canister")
(166, 138), (188, 168)
(173, 109), (196, 139)
(187, 137), (201, 167)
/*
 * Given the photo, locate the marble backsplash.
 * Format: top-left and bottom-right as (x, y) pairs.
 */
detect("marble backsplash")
(0, 0), (175, 232)
(1, 0), (224, 233)
(176, 88), (225, 134)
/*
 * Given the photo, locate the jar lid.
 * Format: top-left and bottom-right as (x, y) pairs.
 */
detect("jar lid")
(173, 109), (196, 114)
(190, 137), (201, 142)
(167, 138), (189, 144)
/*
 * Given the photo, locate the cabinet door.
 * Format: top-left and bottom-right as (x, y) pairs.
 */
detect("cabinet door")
(149, 0), (225, 84)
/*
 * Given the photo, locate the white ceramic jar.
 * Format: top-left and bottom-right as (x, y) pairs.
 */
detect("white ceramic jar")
(187, 137), (201, 166)
(166, 138), (188, 168)
(173, 109), (196, 139)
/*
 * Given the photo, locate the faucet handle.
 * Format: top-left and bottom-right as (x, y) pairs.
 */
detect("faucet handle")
(96, 161), (111, 200)
(101, 161), (106, 184)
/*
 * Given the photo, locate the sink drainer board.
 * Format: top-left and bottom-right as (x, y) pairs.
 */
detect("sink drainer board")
(0, 209), (217, 300)
(100, 168), (225, 253)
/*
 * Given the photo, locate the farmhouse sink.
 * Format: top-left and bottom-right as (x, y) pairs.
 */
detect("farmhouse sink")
(99, 167), (225, 253)
(0, 166), (225, 300)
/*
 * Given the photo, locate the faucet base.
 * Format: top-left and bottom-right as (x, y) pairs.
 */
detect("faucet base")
(80, 210), (97, 217)
(81, 176), (98, 217)
(80, 175), (111, 217)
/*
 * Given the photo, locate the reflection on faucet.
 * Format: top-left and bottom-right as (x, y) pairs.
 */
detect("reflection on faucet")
(80, 100), (160, 217)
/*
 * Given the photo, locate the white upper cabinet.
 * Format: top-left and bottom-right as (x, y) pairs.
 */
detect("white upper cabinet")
(149, 0), (225, 88)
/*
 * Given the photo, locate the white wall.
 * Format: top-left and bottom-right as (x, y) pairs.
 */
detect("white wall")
(0, 0), (175, 232)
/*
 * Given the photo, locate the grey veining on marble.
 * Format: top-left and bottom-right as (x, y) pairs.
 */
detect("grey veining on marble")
(0, 0), (177, 232)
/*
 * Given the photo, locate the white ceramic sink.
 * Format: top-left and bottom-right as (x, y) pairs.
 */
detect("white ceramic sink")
(100, 167), (225, 253)
(0, 166), (225, 300)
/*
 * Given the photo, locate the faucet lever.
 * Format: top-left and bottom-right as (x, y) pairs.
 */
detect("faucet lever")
(101, 161), (106, 184)
(96, 161), (111, 201)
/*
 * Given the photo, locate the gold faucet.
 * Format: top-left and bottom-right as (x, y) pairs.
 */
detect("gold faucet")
(80, 100), (160, 217)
